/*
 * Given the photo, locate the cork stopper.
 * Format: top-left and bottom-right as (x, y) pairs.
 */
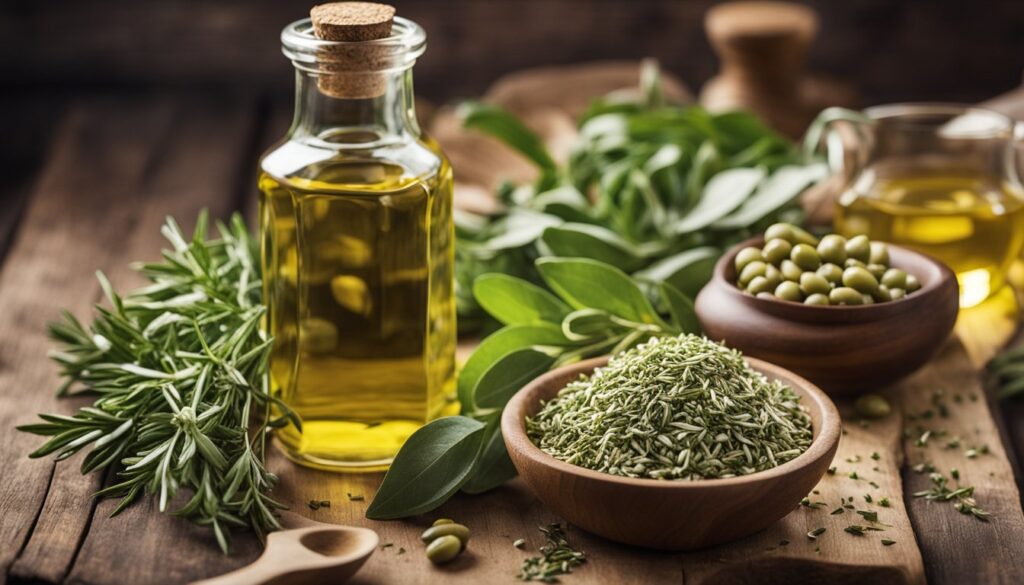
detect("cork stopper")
(310, 2), (397, 99)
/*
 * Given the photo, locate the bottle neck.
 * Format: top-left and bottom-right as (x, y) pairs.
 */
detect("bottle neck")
(290, 67), (421, 146)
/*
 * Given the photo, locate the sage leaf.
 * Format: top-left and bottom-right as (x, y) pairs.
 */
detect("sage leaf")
(673, 167), (765, 234)
(711, 164), (827, 230)
(562, 308), (619, 341)
(457, 324), (568, 413)
(473, 348), (556, 409)
(482, 210), (563, 251)
(634, 246), (721, 300)
(459, 102), (557, 172)
(541, 223), (645, 271)
(366, 417), (487, 520)
(473, 274), (571, 326)
(658, 283), (701, 335)
(536, 257), (666, 327)
(462, 423), (518, 495)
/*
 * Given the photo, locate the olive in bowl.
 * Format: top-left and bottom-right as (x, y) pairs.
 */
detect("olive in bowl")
(695, 232), (958, 396)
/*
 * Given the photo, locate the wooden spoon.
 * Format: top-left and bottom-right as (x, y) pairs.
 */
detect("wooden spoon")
(191, 515), (378, 585)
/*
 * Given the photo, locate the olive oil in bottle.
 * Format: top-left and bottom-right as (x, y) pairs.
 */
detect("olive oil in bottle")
(835, 173), (1024, 308)
(261, 7), (456, 471)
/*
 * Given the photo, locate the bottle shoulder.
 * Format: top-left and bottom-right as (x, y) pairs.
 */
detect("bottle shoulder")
(260, 133), (448, 185)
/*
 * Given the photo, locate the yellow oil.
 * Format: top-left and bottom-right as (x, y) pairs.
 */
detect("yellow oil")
(259, 144), (456, 471)
(835, 173), (1024, 308)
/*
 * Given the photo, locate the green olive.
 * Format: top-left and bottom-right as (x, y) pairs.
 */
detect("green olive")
(762, 238), (793, 265)
(738, 260), (767, 286)
(747, 276), (773, 295)
(829, 286), (864, 305)
(766, 223), (817, 246)
(763, 264), (783, 288)
(844, 258), (867, 269)
(422, 523), (471, 547)
(889, 287), (907, 300)
(426, 535), (463, 564)
(817, 263), (843, 284)
(791, 243), (821, 271)
(433, 518), (455, 527)
(781, 260), (804, 281)
(873, 285), (892, 302)
(799, 272), (831, 296)
(816, 234), (848, 265)
(881, 268), (907, 289)
(775, 281), (803, 302)
(804, 293), (831, 306)
(867, 263), (888, 279)
(905, 274), (921, 292)
(756, 291), (775, 299)
(842, 266), (879, 294)
(855, 393), (891, 419)
(861, 293), (875, 305)
(845, 235), (871, 263)
(869, 242), (890, 265)
(735, 247), (764, 272)
(764, 223), (797, 243)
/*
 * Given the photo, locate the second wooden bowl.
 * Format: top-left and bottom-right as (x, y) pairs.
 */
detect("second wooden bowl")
(694, 237), (959, 395)
(502, 356), (840, 551)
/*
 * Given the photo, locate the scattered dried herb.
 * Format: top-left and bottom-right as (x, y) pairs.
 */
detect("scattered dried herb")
(913, 471), (991, 521)
(518, 523), (586, 582)
(807, 527), (826, 540)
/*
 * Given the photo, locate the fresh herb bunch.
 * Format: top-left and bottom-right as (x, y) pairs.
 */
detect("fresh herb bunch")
(455, 63), (826, 333)
(366, 257), (698, 519)
(18, 213), (295, 553)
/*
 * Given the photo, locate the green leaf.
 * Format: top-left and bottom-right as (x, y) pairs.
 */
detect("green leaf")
(659, 283), (702, 334)
(561, 308), (619, 341)
(366, 417), (487, 520)
(457, 324), (568, 413)
(472, 348), (556, 409)
(673, 167), (765, 234)
(458, 102), (557, 171)
(473, 274), (571, 326)
(481, 210), (562, 251)
(536, 257), (665, 327)
(711, 164), (828, 230)
(541, 224), (645, 271)
(633, 246), (721, 300)
(461, 423), (518, 495)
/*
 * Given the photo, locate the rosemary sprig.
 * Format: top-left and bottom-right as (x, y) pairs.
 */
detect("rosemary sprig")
(18, 213), (295, 553)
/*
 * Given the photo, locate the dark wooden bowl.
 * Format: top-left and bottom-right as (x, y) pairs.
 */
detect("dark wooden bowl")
(694, 237), (959, 396)
(502, 356), (841, 551)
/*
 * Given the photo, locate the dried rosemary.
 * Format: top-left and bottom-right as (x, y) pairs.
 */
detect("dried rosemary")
(518, 523), (586, 582)
(526, 335), (813, 480)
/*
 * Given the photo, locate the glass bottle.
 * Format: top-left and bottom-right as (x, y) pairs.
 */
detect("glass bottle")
(259, 16), (456, 471)
(821, 104), (1024, 308)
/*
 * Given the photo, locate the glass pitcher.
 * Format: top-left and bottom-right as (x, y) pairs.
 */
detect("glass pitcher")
(817, 104), (1024, 307)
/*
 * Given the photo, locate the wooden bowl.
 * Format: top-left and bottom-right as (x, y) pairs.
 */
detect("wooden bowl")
(501, 356), (841, 551)
(695, 237), (959, 396)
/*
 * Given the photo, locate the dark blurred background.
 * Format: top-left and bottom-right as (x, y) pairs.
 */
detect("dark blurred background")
(3, 0), (1023, 105)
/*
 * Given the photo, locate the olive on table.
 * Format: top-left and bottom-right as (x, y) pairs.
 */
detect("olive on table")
(426, 535), (463, 565)
(421, 523), (471, 546)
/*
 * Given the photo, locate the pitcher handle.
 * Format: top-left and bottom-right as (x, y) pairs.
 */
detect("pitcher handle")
(1006, 120), (1024, 190)
(802, 107), (873, 183)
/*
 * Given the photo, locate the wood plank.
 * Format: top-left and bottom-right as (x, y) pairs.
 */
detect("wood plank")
(44, 96), (267, 585)
(0, 99), (176, 585)
(898, 340), (1024, 585)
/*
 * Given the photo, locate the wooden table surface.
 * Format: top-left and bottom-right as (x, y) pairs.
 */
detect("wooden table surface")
(3, 92), (1024, 585)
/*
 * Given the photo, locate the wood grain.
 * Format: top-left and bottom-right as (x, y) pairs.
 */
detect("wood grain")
(898, 340), (1024, 585)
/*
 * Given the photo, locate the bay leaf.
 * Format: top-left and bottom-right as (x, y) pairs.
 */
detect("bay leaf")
(472, 273), (572, 326)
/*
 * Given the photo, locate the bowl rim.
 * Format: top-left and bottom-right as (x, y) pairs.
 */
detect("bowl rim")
(715, 236), (956, 321)
(501, 354), (842, 491)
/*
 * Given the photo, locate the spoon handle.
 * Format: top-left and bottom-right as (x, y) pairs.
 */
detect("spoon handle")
(190, 558), (283, 585)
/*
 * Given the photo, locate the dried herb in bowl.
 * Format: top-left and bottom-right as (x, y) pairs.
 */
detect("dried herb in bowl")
(526, 335), (813, 480)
